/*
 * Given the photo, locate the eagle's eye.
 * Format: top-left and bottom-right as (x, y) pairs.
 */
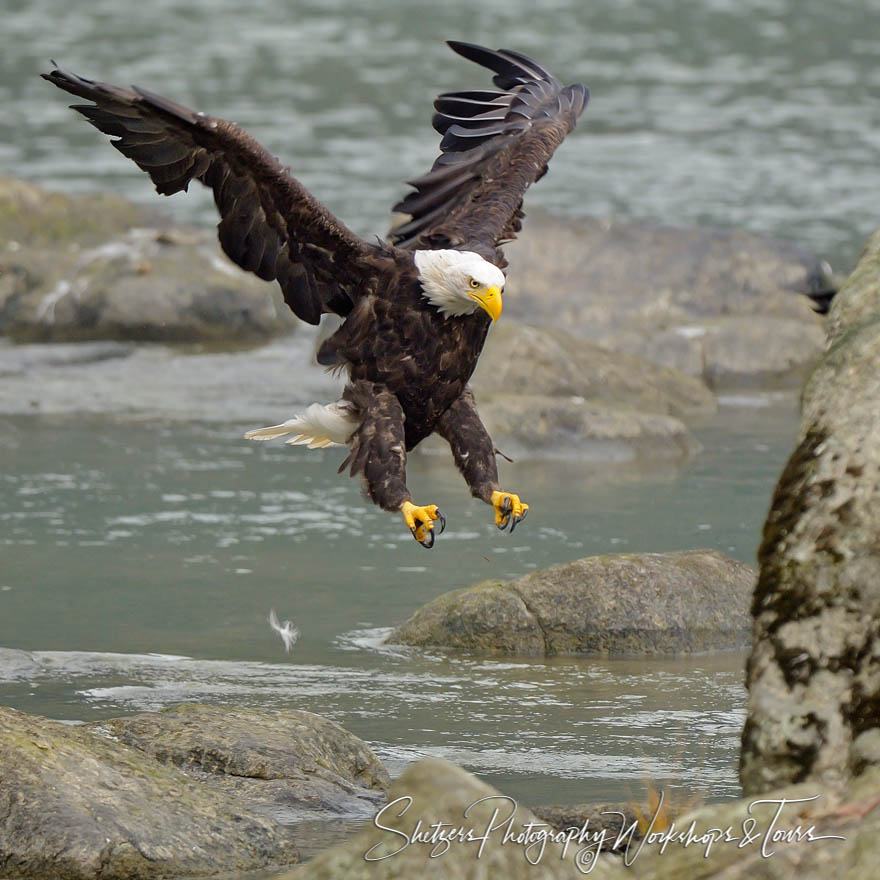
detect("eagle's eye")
(468, 278), (480, 289)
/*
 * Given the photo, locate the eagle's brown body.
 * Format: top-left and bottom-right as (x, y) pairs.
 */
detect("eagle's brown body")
(320, 247), (492, 447)
(44, 42), (588, 544)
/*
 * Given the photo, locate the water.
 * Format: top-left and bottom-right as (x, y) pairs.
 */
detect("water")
(0, 389), (797, 812)
(3, 0), (879, 270)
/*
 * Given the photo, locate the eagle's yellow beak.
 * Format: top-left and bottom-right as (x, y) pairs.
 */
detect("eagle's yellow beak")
(469, 285), (503, 322)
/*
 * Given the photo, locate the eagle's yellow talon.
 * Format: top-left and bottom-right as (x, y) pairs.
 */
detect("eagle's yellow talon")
(400, 501), (445, 548)
(491, 490), (529, 532)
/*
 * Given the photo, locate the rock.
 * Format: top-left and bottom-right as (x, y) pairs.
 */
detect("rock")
(0, 176), (296, 342)
(277, 757), (608, 879)
(503, 212), (832, 386)
(741, 226), (880, 795)
(389, 550), (756, 656)
(0, 648), (41, 681)
(1, 227), (296, 342)
(604, 317), (828, 389)
(601, 766), (880, 880)
(91, 703), (389, 820)
(474, 393), (700, 462)
(0, 705), (297, 879)
(0, 174), (157, 248)
(473, 322), (716, 419)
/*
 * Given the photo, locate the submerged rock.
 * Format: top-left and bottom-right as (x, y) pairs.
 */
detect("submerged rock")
(91, 703), (389, 820)
(503, 212), (833, 387)
(0, 705), (298, 879)
(278, 757), (597, 879)
(741, 226), (880, 795)
(389, 550), (755, 656)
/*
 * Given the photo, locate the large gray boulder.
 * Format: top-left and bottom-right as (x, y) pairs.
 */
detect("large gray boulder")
(741, 226), (880, 795)
(389, 550), (756, 655)
(0, 705), (298, 879)
(278, 757), (611, 879)
(0, 175), (295, 342)
(503, 212), (832, 387)
(91, 703), (389, 820)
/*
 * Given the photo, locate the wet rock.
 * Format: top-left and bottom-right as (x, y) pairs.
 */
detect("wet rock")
(0, 648), (41, 681)
(503, 212), (832, 386)
(389, 550), (755, 656)
(91, 703), (389, 820)
(741, 226), (880, 795)
(278, 757), (602, 879)
(0, 705), (298, 879)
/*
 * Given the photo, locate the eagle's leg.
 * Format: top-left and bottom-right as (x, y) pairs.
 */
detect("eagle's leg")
(340, 381), (444, 547)
(436, 388), (529, 532)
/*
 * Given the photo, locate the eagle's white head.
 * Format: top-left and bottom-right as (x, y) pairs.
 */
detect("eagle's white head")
(414, 249), (505, 321)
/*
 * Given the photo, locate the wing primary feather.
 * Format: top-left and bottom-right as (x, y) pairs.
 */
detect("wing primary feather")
(45, 62), (377, 327)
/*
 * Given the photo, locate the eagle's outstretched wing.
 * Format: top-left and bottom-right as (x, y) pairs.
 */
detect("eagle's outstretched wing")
(42, 65), (378, 324)
(389, 42), (588, 265)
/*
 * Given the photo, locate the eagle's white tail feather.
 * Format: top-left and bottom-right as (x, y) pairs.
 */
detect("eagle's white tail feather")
(245, 402), (358, 449)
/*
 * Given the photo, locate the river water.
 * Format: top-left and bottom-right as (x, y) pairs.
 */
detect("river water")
(0, 0), (868, 867)
(4, 0), (880, 270)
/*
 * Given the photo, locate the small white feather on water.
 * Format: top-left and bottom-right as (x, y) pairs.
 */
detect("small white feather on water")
(268, 609), (299, 653)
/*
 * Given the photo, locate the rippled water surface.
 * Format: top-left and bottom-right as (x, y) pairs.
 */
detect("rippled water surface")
(0, 397), (797, 811)
(3, 0), (880, 269)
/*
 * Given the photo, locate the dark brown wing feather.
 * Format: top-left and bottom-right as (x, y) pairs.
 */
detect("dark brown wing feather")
(389, 42), (588, 264)
(42, 65), (378, 324)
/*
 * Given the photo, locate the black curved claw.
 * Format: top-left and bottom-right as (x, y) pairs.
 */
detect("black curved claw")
(509, 507), (529, 534)
(437, 510), (447, 535)
(496, 497), (513, 531)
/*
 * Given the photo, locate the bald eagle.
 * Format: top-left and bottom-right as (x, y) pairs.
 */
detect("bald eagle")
(44, 42), (588, 547)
